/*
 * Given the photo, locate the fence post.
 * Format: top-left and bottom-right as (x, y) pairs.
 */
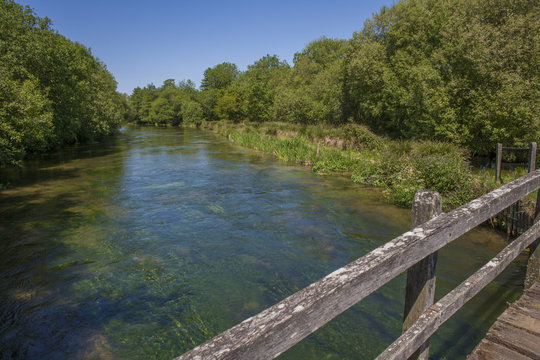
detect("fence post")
(526, 143), (539, 289)
(525, 172), (540, 290)
(496, 143), (503, 183)
(529, 142), (537, 173)
(403, 190), (442, 360)
(525, 217), (540, 289)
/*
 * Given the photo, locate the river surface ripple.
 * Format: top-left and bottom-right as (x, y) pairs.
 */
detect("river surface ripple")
(0, 127), (526, 359)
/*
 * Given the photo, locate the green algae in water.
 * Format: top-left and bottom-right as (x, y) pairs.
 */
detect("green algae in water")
(0, 127), (527, 359)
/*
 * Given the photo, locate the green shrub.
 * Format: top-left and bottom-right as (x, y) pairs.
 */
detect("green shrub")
(387, 177), (424, 208)
(351, 158), (381, 183)
(413, 154), (472, 195)
(387, 141), (413, 156)
(343, 124), (385, 150)
(375, 153), (409, 187)
(413, 141), (465, 158)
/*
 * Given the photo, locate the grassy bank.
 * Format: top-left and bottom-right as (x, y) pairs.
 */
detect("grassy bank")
(200, 120), (535, 213)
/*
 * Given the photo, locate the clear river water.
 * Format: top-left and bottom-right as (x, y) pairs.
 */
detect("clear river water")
(0, 127), (527, 359)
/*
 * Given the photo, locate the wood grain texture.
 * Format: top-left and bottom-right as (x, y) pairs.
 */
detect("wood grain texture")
(467, 339), (531, 360)
(484, 321), (540, 358)
(502, 147), (531, 153)
(403, 190), (441, 360)
(498, 307), (540, 335)
(526, 243), (540, 290)
(469, 280), (540, 359)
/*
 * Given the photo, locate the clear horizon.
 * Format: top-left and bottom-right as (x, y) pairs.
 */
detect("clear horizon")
(19, 0), (393, 94)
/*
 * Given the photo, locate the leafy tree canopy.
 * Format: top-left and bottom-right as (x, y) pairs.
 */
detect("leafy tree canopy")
(0, 0), (123, 166)
(201, 62), (239, 90)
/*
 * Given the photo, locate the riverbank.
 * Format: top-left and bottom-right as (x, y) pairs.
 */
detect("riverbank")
(199, 120), (535, 214)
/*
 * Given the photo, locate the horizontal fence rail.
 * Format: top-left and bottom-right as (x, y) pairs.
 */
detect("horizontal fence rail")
(377, 220), (540, 360)
(175, 170), (540, 360)
(502, 146), (540, 154)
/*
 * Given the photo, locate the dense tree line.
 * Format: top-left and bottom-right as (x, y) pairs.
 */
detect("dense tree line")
(130, 0), (538, 155)
(0, 0), (124, 166)
(126, 79), (203, 127)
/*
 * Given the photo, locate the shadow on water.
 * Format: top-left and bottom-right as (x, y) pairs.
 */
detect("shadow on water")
(0, 134), (131, 358)
(1, 134), (126, 192)
(0, 192), (96, 358)
(0, 127), (212, 359)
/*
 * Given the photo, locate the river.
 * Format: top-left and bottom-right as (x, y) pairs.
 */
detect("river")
(0, 127), (527, 359)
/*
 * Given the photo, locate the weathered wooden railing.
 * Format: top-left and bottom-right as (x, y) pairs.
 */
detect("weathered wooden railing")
(175, 170), (540, 360)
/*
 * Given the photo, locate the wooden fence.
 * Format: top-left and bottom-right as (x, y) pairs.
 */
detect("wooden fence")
(495, 142), (538, 183)
(175, 170), (540, 360)
(492, 142), (538, 238)
(492, 199), (534, 239)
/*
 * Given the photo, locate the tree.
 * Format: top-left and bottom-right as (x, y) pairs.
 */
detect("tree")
(244, 55), (290, 122)
(0, 64), (52, 166)
(293, 37), (347, 81)
(201, 62), (239, 90)
(128, 84), (158, 124)
(344, 0), (539, 154)
(271, 38), (348, 125)
(0, 0), (123, 166)
(215, 81), (246, 122)
(181, 101), (204, 127)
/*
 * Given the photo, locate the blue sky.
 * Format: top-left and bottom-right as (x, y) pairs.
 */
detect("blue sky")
(19, 1), (393, 94)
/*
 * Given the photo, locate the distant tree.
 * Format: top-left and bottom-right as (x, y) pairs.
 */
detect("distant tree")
(270, 39), (347, 125)
(181, 101), (204, 127)
(128, 85), (158, 124)
(161, 78), (177, 90)
(201, 62), (239, 90)
(215, 80), (247, 122)
(178, 79), (197, 93)
(293, 37), (347, 80)
(244, 55), (290, 122)
(197, 88), (220, 121)
(150, 97), (175, 125)
(127, 78), (206, 126)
